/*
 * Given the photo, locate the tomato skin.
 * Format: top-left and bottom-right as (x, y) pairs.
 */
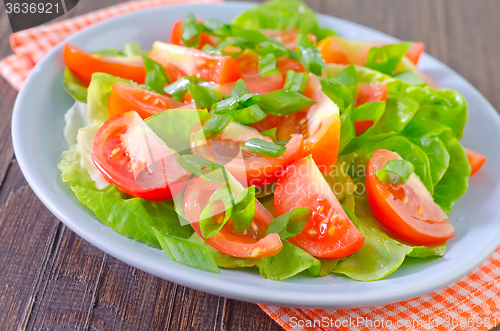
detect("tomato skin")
(170, 19), (218, 49)
(405, 42), (425, 65)
(184, 176), (283, 258)
(260, 28), (317, 50)
(92, 112), (188, 201)
(149, 42), (242, 84)
(353, 119), (375, 136)
(108, 82), (184, 119)
(276, 74), (341, 173)
(274, 156), (365, 258)
(63, 43), (146, 86)
(191, 122), (303, 187)
(465, 147), (487, 176)
(366, 149), (455, 245)
(355, 82), (388, 107)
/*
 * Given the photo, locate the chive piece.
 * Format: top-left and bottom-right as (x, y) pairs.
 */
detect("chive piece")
(187, 85), (220, 109)
(296, 33), (331, 77)
(365, 43), (411, 75)
(182, 13), (201, 48)
(164, 76), (203, 101)
(260, 127), (277, 141)
(142, 55), (169, 93)
(265, 208), (312, 241)
(232, 104), (267, 125)
(193, 115), (233, 141)
(232, 186), (256, 233)
(258, 90), (315, 116)
(176, 154), (229, 183)
(241, 138), (286, 158)
(376, 159), (415, 185)
(199, 184), (235, 238)
(284, 70), (308, 93)
(259, 53), (280, 77)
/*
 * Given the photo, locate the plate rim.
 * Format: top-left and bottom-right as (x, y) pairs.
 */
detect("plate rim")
(11, 1), (500, 308)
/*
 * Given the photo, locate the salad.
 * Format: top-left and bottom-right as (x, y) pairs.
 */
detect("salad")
(59, 0), (487, 281)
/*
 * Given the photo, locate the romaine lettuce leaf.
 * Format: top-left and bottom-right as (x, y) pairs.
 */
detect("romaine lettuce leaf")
(232, 0), (335, 41)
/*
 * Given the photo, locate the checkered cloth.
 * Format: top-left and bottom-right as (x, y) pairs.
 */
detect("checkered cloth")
(1, 2), (499, 330)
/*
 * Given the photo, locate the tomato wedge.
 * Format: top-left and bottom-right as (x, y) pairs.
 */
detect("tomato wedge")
(405, 42), (425, 65)
(191, 122), (303, 187)
(108, 82), (184, 119)
(149, 42), (242, 84)
(170, 19), (218, 49)
(63, 43), (146, 86)
(274, 155), (365, 258)
(366, 149), (455, 245)
(276, 74), (341, 173)
(465, 147), (487, 176)
(184, 176), (283, 258)
(355, 82), (388, 107)
(92, 111), (189, 201)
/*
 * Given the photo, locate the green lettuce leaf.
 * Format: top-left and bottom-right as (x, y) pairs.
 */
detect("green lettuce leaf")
(375, 92), (419, 134)
(189, 233), (319, 280)
(232, 0), (335, 42)
(64, 67), (88, 103)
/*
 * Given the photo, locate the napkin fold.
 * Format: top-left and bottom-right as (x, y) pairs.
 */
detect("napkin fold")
(2, 1), (500, 330)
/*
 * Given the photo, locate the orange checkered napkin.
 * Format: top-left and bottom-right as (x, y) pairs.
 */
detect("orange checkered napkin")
(2, 2), (500, 331)
(0, 0), (221, 91)
(260, 246), (500, 331)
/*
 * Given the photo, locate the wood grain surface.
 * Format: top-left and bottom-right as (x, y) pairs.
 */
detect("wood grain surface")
(0, 0), (499, 330)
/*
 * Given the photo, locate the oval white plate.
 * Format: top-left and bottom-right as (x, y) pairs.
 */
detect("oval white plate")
(12, 2), (500, 308)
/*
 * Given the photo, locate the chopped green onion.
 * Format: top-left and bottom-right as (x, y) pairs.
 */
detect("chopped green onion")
(284, 70), (308, 93)
(265, 208), (312, 241)
(187, 84), (220, 109)
(342, 205), (359, 228)
(123, 43), (142, 57)
(94, 49), (122, 56)
(142, 55), (169, 94)
(259, 53), (280, 77)
(231, 79), (249, 97)
(193, 115), (233, 141)
(232, 104), (267, 125)
(365, 43), (411, 75)
(260, 127), (277, 141)
(232, 186), (256, 233)
(199, 184), (235, 238)
(338, 112), (355, 154)
(164, 76), (203, 101)
(176, 154), (229, 183)
(154, 229), (219, 273)
(258, 90), (315, 116)
(376, 159), (415, 185)
(321, 65), (357, 113)
(182, 13), (201, 48)
(296, 33), (331, 77)
(241, 138), (286, 158)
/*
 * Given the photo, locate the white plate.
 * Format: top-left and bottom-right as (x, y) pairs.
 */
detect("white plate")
(11, 2), (500, 308)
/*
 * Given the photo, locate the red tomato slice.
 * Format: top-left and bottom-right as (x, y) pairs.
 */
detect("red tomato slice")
(170, 19), (218, 49)
(149, 42), (242, 84)
(184, 176), (283, 258)
(404, 42), (425, 65)
(191, 122), (303, 187)
(108, 82), (184, 119)
(366, 149), (455, 245)
(63, 43), (146, 86)
(276, 74), (341, 173)
(465, 147), (487, 176)
(353, 119), (375, 136)
(92, 111), (189, 201)
(355, 82), (388, 107)
(274, 155), (365, 258)
(318, 36), (425, 66)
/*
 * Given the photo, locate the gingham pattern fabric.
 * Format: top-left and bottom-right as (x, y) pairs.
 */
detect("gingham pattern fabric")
(1, 2), (499, 331)
(0, 0), (221, 90)
(260, 245), (500, 331)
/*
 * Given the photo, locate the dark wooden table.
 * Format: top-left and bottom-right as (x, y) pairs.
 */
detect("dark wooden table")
(0, 0), (499, 330)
